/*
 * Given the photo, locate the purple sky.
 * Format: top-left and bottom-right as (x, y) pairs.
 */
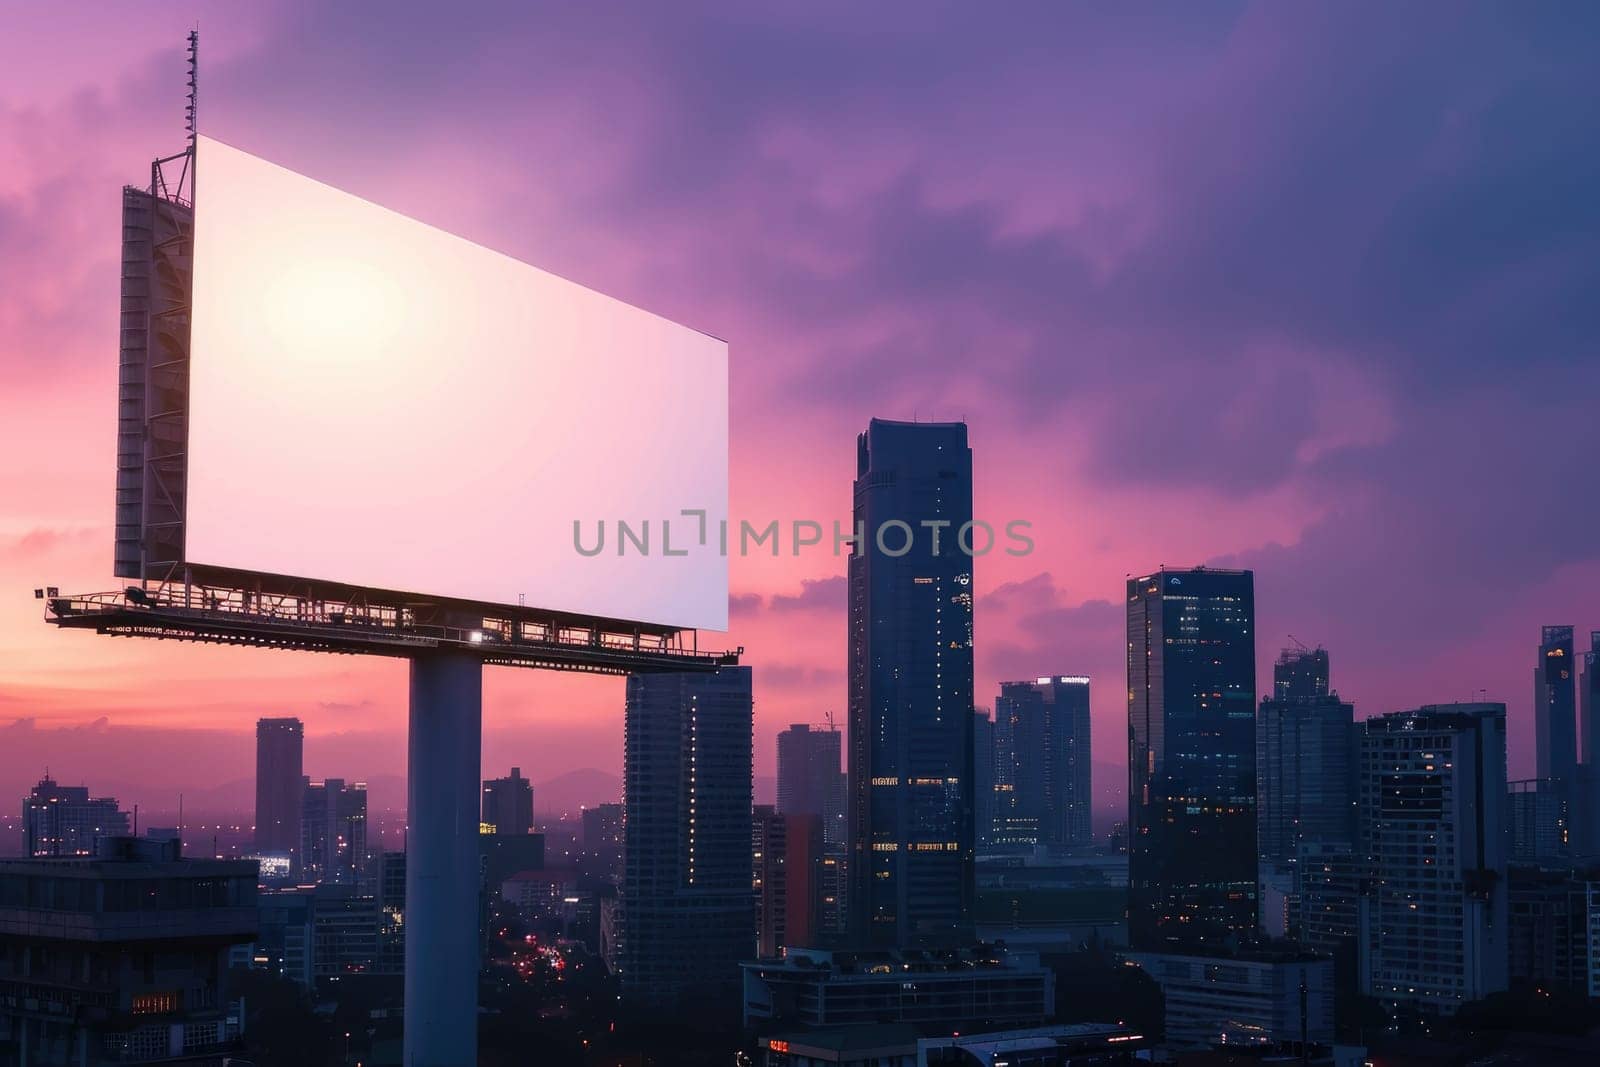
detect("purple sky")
(2, 2), (1598, 819)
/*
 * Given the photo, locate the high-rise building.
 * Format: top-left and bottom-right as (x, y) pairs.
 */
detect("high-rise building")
(1297, 842), (1363, 957)
(753, 806), (823, 957)
(621, 667), (754, 1015)
(1582, 631), (1600, 766)
(1273, 645), (1329, 701)
(1506, 865), (1592, 994)
(1507, 778), (1567, 863)
(579, 802), (624, 883)
(973, 709), (996, 852)
(753, 806), (788, 959)
(1536, 626), (1578, 790)
(847, 418), (975, 949)
(255, 717), (304, 861)
(1577, 632), (1600, 858)
(378, 850), (407, 977)
(300, 778), (368, 886)
(776, 724), (845, 850)
(21, 776), (130, 857)
(1127, 567), (1257, 951)
(309, 884), (381, 977)
(1358, 703), (1508, 1015)
(814, 850), (847, 944)
(1257, 647), (1357, 872)
(482, 766), (534, 836)
(993, 676), (1093, 851)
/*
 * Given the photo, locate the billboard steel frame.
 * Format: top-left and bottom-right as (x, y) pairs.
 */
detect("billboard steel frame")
(55, 33), (740, 1064)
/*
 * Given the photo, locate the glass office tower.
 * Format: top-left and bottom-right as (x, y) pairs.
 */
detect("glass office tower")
(847, 419), (975, 948)
(1127, 567), (1257, 950)
(994, 676), (1093, 850)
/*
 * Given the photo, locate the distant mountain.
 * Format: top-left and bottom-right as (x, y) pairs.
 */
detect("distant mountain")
(91, 777), (254, 816)
(534, 768), (621, 815)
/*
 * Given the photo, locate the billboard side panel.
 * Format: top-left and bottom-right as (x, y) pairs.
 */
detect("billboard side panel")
(116, 187), (193, 580)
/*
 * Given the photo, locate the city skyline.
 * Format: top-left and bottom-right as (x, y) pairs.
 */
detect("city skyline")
(5, 6), (1600, 1064)
(4, 3), (1600, 816)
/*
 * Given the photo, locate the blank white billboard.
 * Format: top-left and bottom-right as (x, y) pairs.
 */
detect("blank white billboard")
(187, 136), (728, 630)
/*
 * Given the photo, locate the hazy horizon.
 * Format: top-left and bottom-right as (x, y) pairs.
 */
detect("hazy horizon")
(5, 3), (1599, 813)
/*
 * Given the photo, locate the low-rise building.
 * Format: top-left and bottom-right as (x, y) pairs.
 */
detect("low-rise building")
(0, 837), (257, 1065)
(741, 945), (1053, 1032)
(755, 1022), (1146, 1067)
(252, 888), (315, 986)
(1121, 949), (1334, 1050)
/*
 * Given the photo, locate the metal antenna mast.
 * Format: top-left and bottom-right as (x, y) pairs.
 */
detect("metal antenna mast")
(185, 30), (198, 201)
(186, 30), (198, 151)
(149, 31), (197, 205)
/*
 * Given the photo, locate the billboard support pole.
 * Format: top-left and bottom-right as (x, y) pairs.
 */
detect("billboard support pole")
(406, 651), (484, 1067)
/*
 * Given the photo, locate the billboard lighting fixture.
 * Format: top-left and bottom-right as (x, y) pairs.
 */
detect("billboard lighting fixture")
(469, 631), (485, 644)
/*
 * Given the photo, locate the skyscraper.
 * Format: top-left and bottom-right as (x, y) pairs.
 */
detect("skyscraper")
(1536, 626), (1577, 790)
(776, 724), (845, 850)
(847, 419), (975, 948)
(1127, 567), (1257, 951)
(300, 778), (368, 886)
(621, 667), (754, 1015)
(255, 717), (304, 861)
(993, 676), (1093, 851)
(21, 775), (130, 857)
(482, 766), (534, 836)
(1358, 703), (1509, 1014)
(1257, 646), (1357, 870)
